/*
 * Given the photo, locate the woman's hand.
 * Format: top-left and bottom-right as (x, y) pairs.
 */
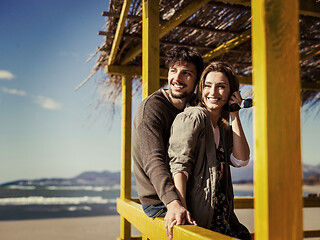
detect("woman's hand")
(229, 91), (250, 161)
(229, 91), (242, 114)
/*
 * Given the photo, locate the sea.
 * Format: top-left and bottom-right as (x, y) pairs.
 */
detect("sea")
(0, 185), (254, 221)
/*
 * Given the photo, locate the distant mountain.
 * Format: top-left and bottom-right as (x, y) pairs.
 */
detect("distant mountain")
(1, 170), (135, 186)
(231, 162), (320, 183)
(303, 164), (320, 178)
(1, 163), (319, 186)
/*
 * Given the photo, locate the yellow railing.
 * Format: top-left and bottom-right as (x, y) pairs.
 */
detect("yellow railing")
(117, 197), (320, 240)
(114, 1), (320, 239)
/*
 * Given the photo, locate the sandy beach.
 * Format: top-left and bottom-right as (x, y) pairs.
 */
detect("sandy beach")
(1, 208), (319, 240)
(0, 215), (141, 240)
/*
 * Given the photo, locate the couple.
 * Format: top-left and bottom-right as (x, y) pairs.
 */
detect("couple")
(132, 47), (251, 240)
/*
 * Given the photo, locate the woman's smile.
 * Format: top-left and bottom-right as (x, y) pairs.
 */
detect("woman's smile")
(202, 71), (230, 112)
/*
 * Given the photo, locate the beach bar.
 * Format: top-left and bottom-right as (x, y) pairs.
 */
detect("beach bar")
(87, 0), (320, 239)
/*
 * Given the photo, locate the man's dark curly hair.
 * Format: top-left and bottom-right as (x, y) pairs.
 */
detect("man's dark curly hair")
(165, 47), (204, 83)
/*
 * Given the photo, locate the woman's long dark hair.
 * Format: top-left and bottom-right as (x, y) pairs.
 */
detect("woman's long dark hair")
(197, 62), (239, 121)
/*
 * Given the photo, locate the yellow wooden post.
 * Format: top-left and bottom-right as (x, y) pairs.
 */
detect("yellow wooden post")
(142, 0), (159, 99)
(251, 0), (303, 239)
(120, 74), (132, 240)
(108, 0), (132, 65)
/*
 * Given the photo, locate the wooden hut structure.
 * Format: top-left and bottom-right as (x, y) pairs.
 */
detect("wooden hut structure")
(80, 0), (320, 239)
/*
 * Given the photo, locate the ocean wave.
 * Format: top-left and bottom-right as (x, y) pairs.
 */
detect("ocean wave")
(45, 185), (121, 191)
(67, 206), (92, 211)
(0, 196), (117, 205)
(7, 185), (36, 190)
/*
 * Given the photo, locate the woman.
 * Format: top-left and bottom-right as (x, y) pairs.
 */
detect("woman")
(168, 62), (251, 239)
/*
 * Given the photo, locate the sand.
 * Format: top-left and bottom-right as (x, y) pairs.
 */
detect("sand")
(0, 216), (141, 240)
(1, 208), (319, 240)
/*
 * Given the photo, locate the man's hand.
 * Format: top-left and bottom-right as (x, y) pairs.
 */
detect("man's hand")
(164, 200), (196, 239)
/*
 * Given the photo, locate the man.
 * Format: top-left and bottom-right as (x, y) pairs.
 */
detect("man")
(132, 47), (204, 239)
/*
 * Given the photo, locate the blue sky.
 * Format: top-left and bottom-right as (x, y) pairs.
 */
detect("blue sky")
(0, 0), (319, 184)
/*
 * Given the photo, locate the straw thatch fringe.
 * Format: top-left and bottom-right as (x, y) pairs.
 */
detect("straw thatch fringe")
(81, 0), (319, 111)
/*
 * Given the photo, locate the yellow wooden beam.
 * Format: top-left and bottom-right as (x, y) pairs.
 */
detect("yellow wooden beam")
(142, 0), (159, 98)
(117, 198), (238, 240)
(121, 74), (132, 200)
(105, 65), (168, 79)
(108, 0), (132, 65)
(252, 0), (303, 239)
(201, 29), (251, 62)
(120, 0), (210, 65)
(120, 75), (132, 240)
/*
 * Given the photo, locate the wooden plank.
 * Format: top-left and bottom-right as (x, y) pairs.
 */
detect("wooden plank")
(302, 82), (320, 91)
(234, 197), (254, 209)
(234, 197), (320, 209)
(121, 74), (132, 200)
(201, 29), (251, 62)
(299, 0), (320, 17)
(120, 0), (210, 65)
(117, 198), (238, 240)
(303, 197), (320, 208)
(120, 216), (131, 240)
(304, 230), (320, 238)
(108, 0), (132, 65)
(120, 75), (133, 240)
(142, 0), (159, 99)
(252, 0), (303, 239)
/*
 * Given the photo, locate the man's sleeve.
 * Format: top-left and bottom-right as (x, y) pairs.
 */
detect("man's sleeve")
(136, 104), (179, 205)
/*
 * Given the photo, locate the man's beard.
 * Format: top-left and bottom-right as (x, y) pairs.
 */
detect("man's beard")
(169, 89), (189, 99)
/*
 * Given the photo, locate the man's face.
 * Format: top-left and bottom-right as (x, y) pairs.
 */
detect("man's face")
(167, 61), (197, 99)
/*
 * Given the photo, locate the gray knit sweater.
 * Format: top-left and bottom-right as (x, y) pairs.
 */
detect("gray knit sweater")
(132, 89), (182, 206)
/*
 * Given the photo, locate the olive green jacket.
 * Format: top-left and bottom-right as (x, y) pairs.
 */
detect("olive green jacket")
(168, 106), (242, 230)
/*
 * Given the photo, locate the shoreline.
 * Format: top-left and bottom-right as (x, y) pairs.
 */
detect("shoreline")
(233, 183), (320, 195)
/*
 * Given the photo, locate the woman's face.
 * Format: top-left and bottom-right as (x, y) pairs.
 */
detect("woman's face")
(202, 71), (231, 113)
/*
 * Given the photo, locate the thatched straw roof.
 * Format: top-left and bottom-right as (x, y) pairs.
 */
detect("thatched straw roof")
(79, 0), (320, 107)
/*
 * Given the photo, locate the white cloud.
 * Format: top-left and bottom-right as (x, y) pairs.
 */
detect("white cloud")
(34, 96), (62, 110)
(1, 86), (61, 110)
(0, 70), (15, 80)
(2, 87), (26, 96)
